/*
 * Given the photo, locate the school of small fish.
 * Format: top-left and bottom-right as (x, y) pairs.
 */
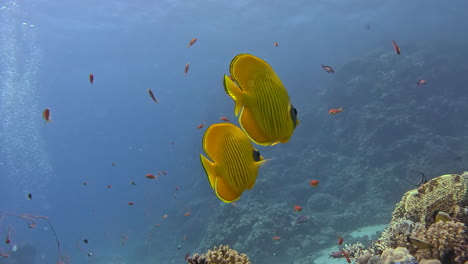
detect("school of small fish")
(34, 35), (436, 264)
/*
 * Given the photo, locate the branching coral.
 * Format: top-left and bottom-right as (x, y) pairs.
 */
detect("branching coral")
(187, 245), (251, 264)
(410, 221), (468, 263)
(372, 219), (420, 254)
(342, 242), (369, 259)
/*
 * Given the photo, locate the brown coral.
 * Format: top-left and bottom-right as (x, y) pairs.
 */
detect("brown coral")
(187, 245), (251, 264)
(410, 221), (468, 263)
(391, 173), (468, 227)
(372, 219), (420, 254)
(381, 247), (414, 264)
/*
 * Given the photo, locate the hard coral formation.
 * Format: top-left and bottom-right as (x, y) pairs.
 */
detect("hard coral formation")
(391, 173), (468, 227)
(380, 247), (414, 264)
(187, 245), (251, 264)
(373, 219), (420, 254)
(410, 221), (468, 263)
(373, 172), (468, 264)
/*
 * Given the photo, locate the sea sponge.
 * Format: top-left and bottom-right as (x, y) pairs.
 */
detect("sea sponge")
(391, 172), (468, 227)
(187, 245), (251, 264)
(380, 247), (414, 264)
(410, 221), (468, 263)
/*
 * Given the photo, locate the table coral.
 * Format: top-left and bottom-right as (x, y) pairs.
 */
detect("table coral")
(187, 245), (251, 264)
(391, 172), (468, 227)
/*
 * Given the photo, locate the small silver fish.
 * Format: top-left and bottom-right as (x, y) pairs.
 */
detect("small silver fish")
(295, 215), (310, 224)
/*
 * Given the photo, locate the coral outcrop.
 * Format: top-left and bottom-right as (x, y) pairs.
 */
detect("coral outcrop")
(187, 245), (251, 264)
(347, 172), (468, 264)
(391, 173), (468, 227)
(380, 247), (414, 264)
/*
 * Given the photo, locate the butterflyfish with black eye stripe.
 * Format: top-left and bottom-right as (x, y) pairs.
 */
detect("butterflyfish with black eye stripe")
(223, 54), (299, 146)
(200, 123), (267, 203)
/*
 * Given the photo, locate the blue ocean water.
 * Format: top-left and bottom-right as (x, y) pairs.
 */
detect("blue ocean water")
(0, 0), (467, 264)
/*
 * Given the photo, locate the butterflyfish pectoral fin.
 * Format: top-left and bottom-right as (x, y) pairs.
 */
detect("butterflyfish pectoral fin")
(200, 154), (217, 190)
(223, 75), (244, 116)
(214, 176), (241, 203)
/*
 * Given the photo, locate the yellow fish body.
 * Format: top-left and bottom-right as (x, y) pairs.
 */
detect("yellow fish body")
(223, 54), (299, 146)
(200, 123), (266, 203)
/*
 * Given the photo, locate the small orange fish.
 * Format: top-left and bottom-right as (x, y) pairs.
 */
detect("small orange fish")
(128, 202), (134, 206)
(162, 214), (168, 218)
(148, 89), (159, 103)
(293, 205), (302, 211)
(272, 236), (281, 240)
(42, 108), (51, 123)
(89, 73), (94, 86)
(338, 236), (343, 245)
(187, 38), (197, 47)
(219, 116), (229, 122)
(416, 79), (427, 86)
(342, 249), (351, 263)
(184, 63), (190, 76)
(197, 124), (204, 130)
(328, 107), (343, 115)
(274, 42), (278, 47)
(146, 174), (157, 179)
(183, 212), (192, 216)
(310, 180), (319, 187)
(392, 40), (400, 55)
(232, 202), (237, 207)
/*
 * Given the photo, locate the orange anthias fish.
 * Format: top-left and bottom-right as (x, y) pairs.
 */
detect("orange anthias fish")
(309, 180), (319, 187)
(128, 202), (134, 206)
(89, 73), (94, 86)
(342, 249), (351, 263)
(187, 38), (197, 47)
(197, 124), (204, 130)
(274, 42), (278, 47)
(328, 107), (343, 115)
(162, 214), (168, 218)
(183, 212), (192, 216)
(293, 205), (302, 211)
(219, 116), (229, 122)
(42, 108), (51, 123)
(184, 63), (190, 76)
(338, 236), (343, 245)
(272, 236), (281, 240)
(146, 174), (157, 179)
(148, 89), (159, 103)
(416, 79), (427, 86)
(392, 40), (401, 55)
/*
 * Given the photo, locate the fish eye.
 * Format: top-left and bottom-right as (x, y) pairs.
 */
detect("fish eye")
(252, 149), (261, 162)
(290, 105), (298, 127)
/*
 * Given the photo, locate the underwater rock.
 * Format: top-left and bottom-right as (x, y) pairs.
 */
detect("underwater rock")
(391, 172), (468, 227)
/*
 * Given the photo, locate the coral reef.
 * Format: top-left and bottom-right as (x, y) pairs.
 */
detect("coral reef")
(391, 173), (468, 227)
(373, 219), (420, 254)
(187, 245), (251, 264)
(380, 247), (414, 264)
(410, 220), (468, 263)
